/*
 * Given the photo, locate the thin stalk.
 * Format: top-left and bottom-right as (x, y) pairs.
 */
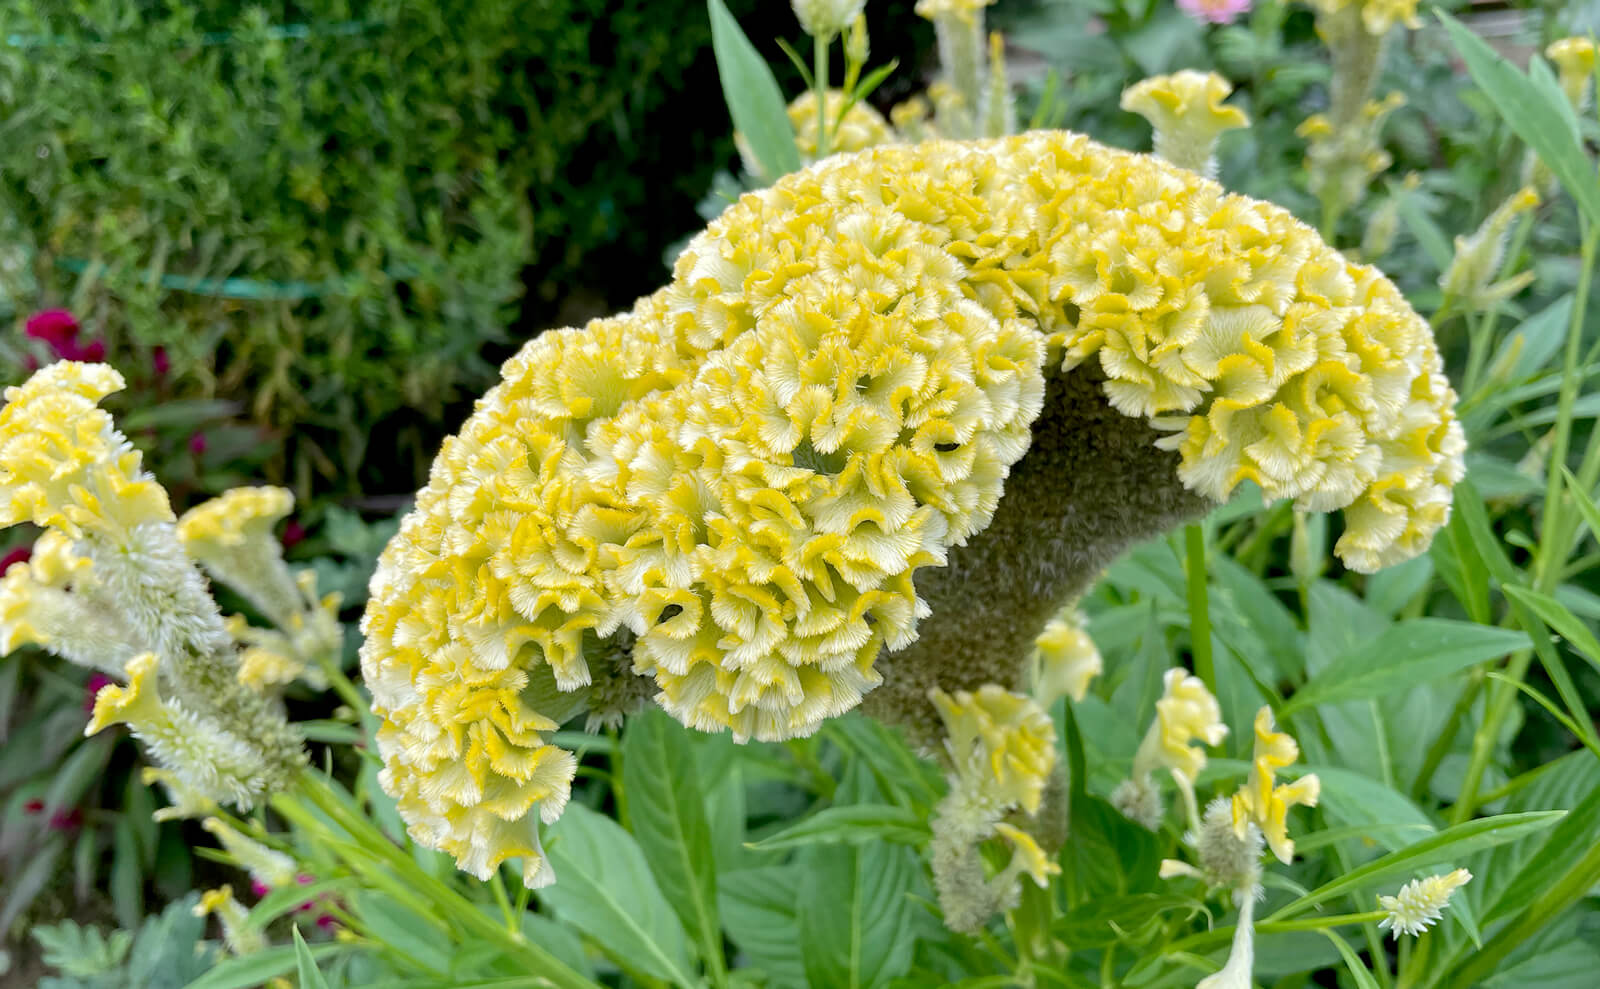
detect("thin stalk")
(813, 36), (830, 159)
(1185, 524), (1216, 692)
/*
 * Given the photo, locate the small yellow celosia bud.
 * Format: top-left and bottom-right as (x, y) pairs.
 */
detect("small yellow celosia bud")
(195, 885), (265, 956)
(1440, 187), (1541, 308)
(792, 0), (866, 39)
(1547, 37), (1598, 111)
(202, 817), (299, 890)
(1120, 70), (1249, 177)
(994, 822), (1060, 886)
(914, 0), (993, 25)
(88, 652), (165, 735)
(1230, 707), (1319, 864)
(932, 685), (1056, 815)
(1378, 869), (1472, 937)
(1032, 609), (1101, 706)
(1310, 0), (1419, 36)
(846, 13), (869, 66)
(1133, 668), (1228, 786)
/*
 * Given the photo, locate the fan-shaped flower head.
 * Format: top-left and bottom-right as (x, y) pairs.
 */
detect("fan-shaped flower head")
(361, 131), (1462, 885)
(1308, 0), (1418, 36)
(1120, 70), (1249, 177)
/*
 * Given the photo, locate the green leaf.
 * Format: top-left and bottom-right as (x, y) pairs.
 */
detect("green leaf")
(745, 804), (931, 851)
(720, 866), (807, 988)
(1323, 930), (1381, 989)
(621, 711), (722, 979)
(1482, 780), (1600, 927)
(798, 841), (918, 989)
(539, 802), (696, 987)
(182, 942), (343, 989)
(1054, 894), (1194, 948)
(294, 928), (332, 989)
(707, 0), (800, 183)
(1439, 12), (1600, 227)
(1310, 766), (1436, 854)
(1561, 466), (1600, 553)
(1502, 585), (1600, 676)
(1270, 811), (1564, 919)
(1283, 619), (1528, 714)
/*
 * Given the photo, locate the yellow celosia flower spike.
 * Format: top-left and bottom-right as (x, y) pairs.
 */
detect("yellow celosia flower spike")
(1547, 37), (1598, 112)
(1137, 668), (1228, 785)
(1032, 608), (1101, 706)
(1120, 70), (1249, 178)
(1231, 706), (1320, 863)
(1308, 0), (1420, 36)
(931, 684), (1056, 815)
(362, 131), (1462, 886)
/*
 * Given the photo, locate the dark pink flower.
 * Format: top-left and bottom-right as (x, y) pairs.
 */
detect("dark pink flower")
(22, 355), (39, 372)
(153, 346), (171, 377)
(85, 673), (114, 713)
(0, 546), (31, 572)
(76, 339), (105, 363)
(47, 808), (82, 832)
(24, 310), (79, 350)
(189, 432), (208, 456)
(282, 520), (307, 551)
(251, 879), (271, 898)
(315, 914), (337, 931)
(23, 798), (44, 815)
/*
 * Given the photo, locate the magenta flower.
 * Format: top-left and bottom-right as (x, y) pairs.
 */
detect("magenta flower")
(282, 520), (307, 551)
(1177, 0), (1251, 25)
(189, 432), (209, 456)
(0, 546), (31, 572)
(85, 673), (114, 713)
(24, 309), (79, 351)
(153, 346), (171, 377)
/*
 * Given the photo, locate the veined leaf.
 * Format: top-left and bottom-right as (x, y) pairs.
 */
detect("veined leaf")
(539, 802), (696, 987)
(1283, 620), (1528, 714)
(1503, 585), (1600, 676)
(745, 804), (930, 851)
(293, 928), (332, 989)
(799, 840), (918, 989)
(707, 0), (800, 183)
(621, 711), (723, 980)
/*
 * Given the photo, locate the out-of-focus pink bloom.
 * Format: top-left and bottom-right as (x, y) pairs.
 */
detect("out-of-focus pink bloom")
(1, 546), (31, 572)
(189, 432), (209, 456)
(282, 520), (307, 551)
(153, 346), (171, 377)
(76, 339), (105, 363)
(24, 309), (79, 350)
(47, 808), (82, 832)
(1177, 0), (1251, 25)
(85, 673), (114, 713)
(315, 914), (337, 932)
(251, 879), (272, 898)
(23, 798), (44, 815)
(22, 355), (39, 372)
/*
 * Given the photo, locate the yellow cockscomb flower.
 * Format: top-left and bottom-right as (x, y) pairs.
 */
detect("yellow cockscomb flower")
(1231, 707), (1320, 863)
(0, 531), (135, 673)
(202, 817), (299, 890)
(0, 363), (171, 539)
(361, 132), (1461, 885)
(1308, 0), (1419, 35)
(179, 487), (300, 625)
(1547, 37), (1597, 110)
(1032, 608), (1101, 706)
(194, 885), (265, 956)
(1138, 669), (1229, 786)
(1120, 70), (1249, 177)
(994, 821), (1061, 886)
(932, 684), (1057, 814)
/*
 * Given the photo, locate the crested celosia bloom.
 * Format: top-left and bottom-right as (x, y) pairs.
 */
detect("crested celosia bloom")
(1308, 0), (1418, 36)
(1378, 869), (1471, 937)
(1548, 38), (1598, 111)
(1178, 0), (1252, 25)
(1120, 70), (1249, 178)
(932, 684), (1057, 815)
(361, 131), (1463, 886)
(0, 362), (305, 808)
(1231, 707), (1319, 863)
(1139, 669), (1229, 786)
(1032, 608), (1101, 706)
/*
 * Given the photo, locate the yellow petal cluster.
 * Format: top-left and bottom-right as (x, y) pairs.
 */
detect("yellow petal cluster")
(1134, 669), (1228, 785)
(0, 531), (134, 671)
(994, 821), (1061, 886)
(1230, 707), (1320, 863)
(1548, 37), (1598, 110)
(1378, 869), (1472, 938)
(178, 486), (293, 553)
(1120, 70), (1248, 176)
(931, 684), (1056, 815)
(914, 0), (995, 25)
(362, 132), (1461, 881)
(0, 363), (171, 538)
(786, 90), (896, 161)
(194, 885), (265, 956)
(1032, 608), (1101, 705)
(1308, 0), (1419, 35)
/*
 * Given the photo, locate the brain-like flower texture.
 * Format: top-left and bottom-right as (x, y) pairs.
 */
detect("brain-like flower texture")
(361, 131), (1463, 886)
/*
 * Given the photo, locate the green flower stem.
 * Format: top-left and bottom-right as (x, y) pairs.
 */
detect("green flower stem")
(280, 770), (605, 989)
(814, 35), (831, 159)
(1453, 222), (1598, 826)
(1184, 524), (1216, 693)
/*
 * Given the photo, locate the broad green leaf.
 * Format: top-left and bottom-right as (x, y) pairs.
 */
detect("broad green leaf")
(621, 711), (722, 977)
(1502, 585), (1600, 675)
(1397, 196), (1453, 270)
(293, 927), (332, 989)
(799, 840), (918, 989)
(182, 942), (344, 989)
(347, 890), (454, 975)
(1271, 811), (1564, 918)
(1439, 12), (1600, 227)
(707, 0), (800, 183)
(539, 802), (696, 987)
(1561, 466), (1600, 553)
(720, 866), (807, 989)
(1283, 620), (1528, 714)
(1310, 766), (1436, 854)
(1483, 779), (1600, 926)
(745, 804), (931, 850)
(1054, 894), (1194, 947)
(821, 714), (942, 811)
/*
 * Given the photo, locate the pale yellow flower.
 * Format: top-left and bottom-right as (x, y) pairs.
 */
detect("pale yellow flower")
(932, 684), (1057, 815)
(1378, 869), (1472, 937)
(1032, 609), (1101, 706)
(202, 817), (299, 890)
(194, 885), (265, 956)
(994, 822), (1060, 886)
(1134, 669), (1228, 786)
(1121, 70), (1249, 177)
(1231, 707), (1320, 863)
(1308, 0), (1419, 35)
(1547, 37), (1597, 110)
(792, 0), (866, 39)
